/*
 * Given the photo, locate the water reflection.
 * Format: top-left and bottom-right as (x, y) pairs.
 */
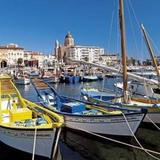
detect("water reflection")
(0, 142), (47, 160)
(62, 127), (160, 160)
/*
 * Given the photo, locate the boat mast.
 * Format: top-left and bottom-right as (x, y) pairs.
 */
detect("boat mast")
(141, 24), (160, 83)
(119, 0), (128, 103)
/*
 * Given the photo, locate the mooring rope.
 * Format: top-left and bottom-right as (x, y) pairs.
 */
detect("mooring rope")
(51, 127), (62, 160)
(145, 115), (160, 131)
(32, 127), (37, 160)
(68, 126), (160, 157)
(122, 113), (160, 160)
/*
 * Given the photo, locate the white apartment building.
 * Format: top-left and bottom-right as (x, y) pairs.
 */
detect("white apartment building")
(100, 54), (119, 65)
(55, 32), (105, 63)
(66, 45), (104, 63)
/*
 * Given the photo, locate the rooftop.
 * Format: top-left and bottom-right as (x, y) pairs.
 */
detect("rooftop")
(70, 45), (103, 49)
(0, 43), (24, 50)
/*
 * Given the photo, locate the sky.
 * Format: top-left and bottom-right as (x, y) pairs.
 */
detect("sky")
(0, 0), (160, 60)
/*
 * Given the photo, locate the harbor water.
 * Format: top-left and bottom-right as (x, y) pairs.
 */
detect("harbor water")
(1, 78), (160, 160)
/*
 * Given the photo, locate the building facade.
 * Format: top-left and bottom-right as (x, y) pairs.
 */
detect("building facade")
(66, 45), (104, 63)
(24, 51), (55, 68)
(55, 32), (104, 63)
(99, 54), (119, 66)
(0, 43), (56, 68)
(0, 43), (24, 67)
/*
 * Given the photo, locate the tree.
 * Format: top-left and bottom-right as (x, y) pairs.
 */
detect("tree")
(130, 57), (136, 66)
(137, 60), (141, 66)
(17, 58), (23, 66)
(146, 59), (152, 65)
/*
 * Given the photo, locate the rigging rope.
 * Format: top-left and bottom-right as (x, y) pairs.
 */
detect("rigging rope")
(128, 0), (145, 61)
(107, 2), (115, 51)
(126, 0), (139, 59)
(128, 0), (140, 28)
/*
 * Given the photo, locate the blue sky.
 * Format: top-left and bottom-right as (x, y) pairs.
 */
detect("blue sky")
(0, 0), (160, 60)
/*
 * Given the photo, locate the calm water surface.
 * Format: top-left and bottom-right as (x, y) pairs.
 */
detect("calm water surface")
(1, 78), (160, 160)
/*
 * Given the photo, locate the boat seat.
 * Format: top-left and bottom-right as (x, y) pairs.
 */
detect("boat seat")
(9, 108), (32, 122)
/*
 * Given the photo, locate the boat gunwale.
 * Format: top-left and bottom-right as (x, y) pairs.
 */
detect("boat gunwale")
(86, 94), (160, 111)
(40, 103), (146, 118)
(0, 124), (55, 130)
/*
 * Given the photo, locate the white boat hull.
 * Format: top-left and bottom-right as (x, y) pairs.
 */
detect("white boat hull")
(63, 113), (145, 136)
(0, 127), (57, 158)
(143, 112), (160, 124)
(88, 96), (160, 124)
(116, 103), (160, 124)
(15, 79), (30, 85)
(42, 77), (59, 83)
(83, 76), (98, 82)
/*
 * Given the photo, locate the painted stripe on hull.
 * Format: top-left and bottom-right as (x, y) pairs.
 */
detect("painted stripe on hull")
(63, 113), (145, 136)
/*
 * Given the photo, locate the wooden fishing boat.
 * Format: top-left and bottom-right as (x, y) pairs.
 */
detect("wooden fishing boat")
(41, 76), (59, 83)
(0, 74), (63, 159)
(40, 70), (59, 83)
(29, 70), (39, 78)
(113, 23), (160, 124)
(77, 0), (160, 125)
(115, 79), (160, 99)
(15, 77), (30, 85)
(32, 78), (146, 137)
(14, 71), (30, 85)
(81, 87), (160, 124)
(83, 75), (98, 82)
(81, 87), (120, 102)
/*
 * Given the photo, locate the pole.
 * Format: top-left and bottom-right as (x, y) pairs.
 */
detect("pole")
(119, 0), (128, 103)
(141, 24), (160, 84)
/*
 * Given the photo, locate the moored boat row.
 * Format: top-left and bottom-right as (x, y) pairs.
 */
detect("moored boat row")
(81, 86), (160, 125)
(31, 78), (146, 137)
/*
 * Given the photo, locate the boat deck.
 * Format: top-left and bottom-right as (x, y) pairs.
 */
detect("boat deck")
(32, 78), (49, 90)
(1, 79), (16, 94)
(0, 78), (53, 129)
